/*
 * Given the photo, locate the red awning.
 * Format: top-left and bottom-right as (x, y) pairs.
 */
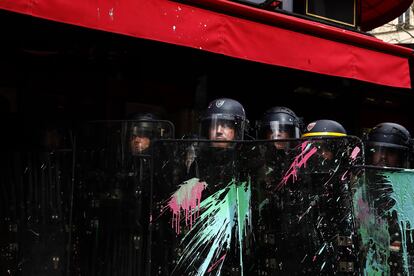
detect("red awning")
(0, 0), (412, 88)
(361, 0), (413, 31)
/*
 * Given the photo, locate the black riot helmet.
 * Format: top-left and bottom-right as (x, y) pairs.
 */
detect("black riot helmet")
(302, 120), (347, 161)
(128, 113), (160, 155)
(200, 98), (247, 146)
(258, 106), (302, 139)
(129, 113), (160, 138)
(366, 122), (411, 168)
(302, 119), (347, 138)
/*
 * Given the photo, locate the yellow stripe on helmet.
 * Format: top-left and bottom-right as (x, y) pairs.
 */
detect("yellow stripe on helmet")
(302, 132), (347, 138)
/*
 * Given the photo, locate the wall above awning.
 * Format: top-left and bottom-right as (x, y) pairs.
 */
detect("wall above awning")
(0, 0), (412, 88)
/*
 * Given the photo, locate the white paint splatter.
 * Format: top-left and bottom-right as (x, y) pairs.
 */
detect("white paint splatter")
(172, 25), (176, 31)
(109, 8), (114, 20)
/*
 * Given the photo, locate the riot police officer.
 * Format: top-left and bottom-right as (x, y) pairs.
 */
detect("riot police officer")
(200, 98), (247, 148)
(173, 98), (248, 183)
(302, 119), (347, 161)
(364, 124), (413, 273)
(128, 113), (160, 156)
(299, 120), (357, 274)
(185, 98), (247, 275)
(257, 106), (302, 151)
(253, 107), (303, 275)
(365, 122), (411, 168)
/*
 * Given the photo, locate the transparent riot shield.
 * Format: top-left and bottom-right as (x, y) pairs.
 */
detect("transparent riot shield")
(353, 165), (414, 275)
(245, 137), (364, 275)
(74, 120), (173, 276)
(0, 128), (74, 276)
(149, 137), (363, 275)
(149, 139), (248, 276)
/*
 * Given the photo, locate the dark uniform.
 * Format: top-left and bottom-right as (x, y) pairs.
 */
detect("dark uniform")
(252, 107), (304, 275)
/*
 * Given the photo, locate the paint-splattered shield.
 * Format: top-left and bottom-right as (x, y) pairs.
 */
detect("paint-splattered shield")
(149, 137), (363, 275)
(247, 137), (363, 275)
(0, 128), (74, 276)
(353, 165), (414, 275)
(73, 120), (174, 276)
(149, 139), (250, 276)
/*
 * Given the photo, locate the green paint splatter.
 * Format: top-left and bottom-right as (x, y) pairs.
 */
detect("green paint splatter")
(353, 178), (390, 275)
(172, 178), (251, 276)
(382, 171), (414, 275)
(236, 180), (251, 274)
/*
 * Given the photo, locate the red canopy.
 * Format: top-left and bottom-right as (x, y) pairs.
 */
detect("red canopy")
(0, 0), (412, 88)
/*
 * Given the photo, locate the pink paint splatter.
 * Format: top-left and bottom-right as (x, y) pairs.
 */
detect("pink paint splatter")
(207, 254), (227, 273)
(277, 141), (317, 190)
(168, 178), (207, 234)
(350, 146), (360, 160)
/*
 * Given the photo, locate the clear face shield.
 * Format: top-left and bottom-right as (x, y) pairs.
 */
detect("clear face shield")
(316, 141), (336, 161)
(304, 138), (344, 172)
(366, 144), (409, 168)
(128, 123), (156, 155)
(261, 121), (300, 151)
(201, 114), (244, 148)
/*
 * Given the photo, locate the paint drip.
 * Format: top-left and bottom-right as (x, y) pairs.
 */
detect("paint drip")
(383, 171), (414, 275)
(277, 141), (317, 190)
(172, 178), (251, 276)
(168, 178), (207, 234)
(353, 181), (390, 275)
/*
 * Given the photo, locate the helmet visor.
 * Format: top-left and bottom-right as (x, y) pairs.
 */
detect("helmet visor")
(200, 114), (245, 147)
(130, 126), (153, 138)
(366, 144), (409, 168)
(261, 121), (301, 139)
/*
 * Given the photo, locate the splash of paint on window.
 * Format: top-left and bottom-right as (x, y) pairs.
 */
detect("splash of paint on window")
(350, 146), (361, 160)
(382, 171), (414, 275)
(353, 183), (390, 275)
(172, 179), (251, 276)
(277, 141), (317, 190)
(168, 178), (207, 234)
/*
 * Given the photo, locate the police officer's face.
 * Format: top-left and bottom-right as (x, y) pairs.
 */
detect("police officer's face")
(320, 147), (334, 161)
(209, 122), (235, 148)
(130, 135), (151, 155)
(267, 131), (290, 150)
(371, 147), (401, 167)
(315, 143), (335, 161)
